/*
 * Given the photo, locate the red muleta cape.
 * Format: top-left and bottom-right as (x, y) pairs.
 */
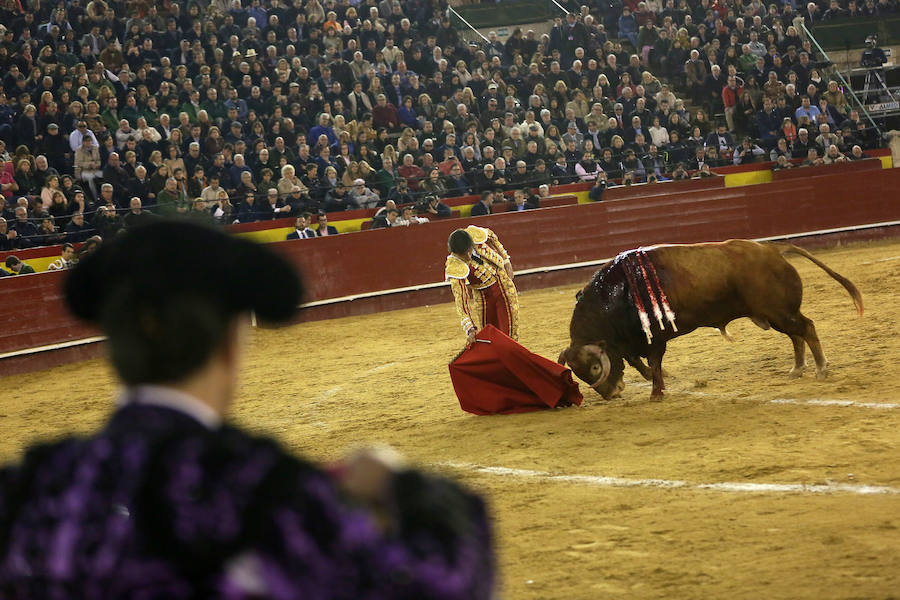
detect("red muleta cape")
(449, 325), (584, 415)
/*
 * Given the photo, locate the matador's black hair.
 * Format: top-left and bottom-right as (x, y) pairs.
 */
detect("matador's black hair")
(448, 229), (474, 255)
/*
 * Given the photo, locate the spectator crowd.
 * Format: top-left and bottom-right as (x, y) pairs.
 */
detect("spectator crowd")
(0, 0), (887, 252)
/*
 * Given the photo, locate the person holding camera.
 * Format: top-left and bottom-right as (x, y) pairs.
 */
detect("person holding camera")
(733, 138), (766, 165)
(419, 193), (452, 217)
(588, 174), (608, 202)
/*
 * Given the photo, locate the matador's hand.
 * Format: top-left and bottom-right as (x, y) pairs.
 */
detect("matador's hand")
(465, 329), (477, 348)
(504, 262), (514, 279)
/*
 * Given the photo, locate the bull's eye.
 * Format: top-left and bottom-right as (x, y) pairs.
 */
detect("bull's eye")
(590, 363), (601, 376)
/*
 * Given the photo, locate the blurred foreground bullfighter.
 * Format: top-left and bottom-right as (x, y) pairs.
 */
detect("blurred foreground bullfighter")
(559, 240), (863, 399)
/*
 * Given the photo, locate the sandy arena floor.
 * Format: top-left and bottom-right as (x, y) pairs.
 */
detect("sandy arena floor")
(2, 240), (900, 599)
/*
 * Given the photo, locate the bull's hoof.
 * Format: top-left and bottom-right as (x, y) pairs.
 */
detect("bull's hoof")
(788, 365), (807, 378)
(816, 368), (829, 380)
(650, 390), (664, 401)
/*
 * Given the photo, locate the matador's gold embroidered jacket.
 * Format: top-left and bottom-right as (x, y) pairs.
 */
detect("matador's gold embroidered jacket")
(444, 225), (519, 339)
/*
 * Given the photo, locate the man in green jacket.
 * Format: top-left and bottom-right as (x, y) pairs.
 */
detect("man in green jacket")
(5, 256), (35, 274)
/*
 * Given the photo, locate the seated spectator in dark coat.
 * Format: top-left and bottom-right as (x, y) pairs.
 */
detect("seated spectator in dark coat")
(597, 149), (622, 179)
(704, 123), (735, 155)
(129, 165), (152, 205)
(551, 154), (577, 185)
(14, 105), (38, 149)
(472, 164), (504, 192)
(563, 140), (583, 169)
(302, 163), (327, 203)
(35, 216), (65, 246)
(261, 189), (293, 219)
(506, 189), (533, 212)
(507, 160), (531, 186)
(0, 217), (18, 250)
(386, 178), (416, 204)
(13, 161), (40, 199)
(283, 186), (314, 216)
(666, 131), (690, 165)
(470, 190), (494, 216)
(235, 193), (267, 223)
(9, 207), (39, 247)
(325, 183), (355, 212)
(688, 146), (708, 171)
(371, 207), (400, 228)
(848, 145), (866, 160)
(445, 163), (471, 197)
(0, 197), (14, 223)
(41, 123), (70, 174)
(64, 211), (94, 243)
(102, 152), (131, 207)
(521, 158), (545, 185)
(315, 212), (339, 236)
(121, 197), (155, 229)
(791, 128), (815, 158)
(286, 214), (318, 239)
(620, 150), (646, 181)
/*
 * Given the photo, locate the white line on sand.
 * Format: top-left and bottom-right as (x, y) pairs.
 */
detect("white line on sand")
(860, 255), (900, 265)
(311, 386), (343, 402)
(441, 462), (900, 496)
(769, 398), (899, 409)
(628, 381), (899, 410)
(310, 362), (400, 403)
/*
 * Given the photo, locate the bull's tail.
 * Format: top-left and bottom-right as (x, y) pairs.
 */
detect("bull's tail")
(773, 243), (864, 317)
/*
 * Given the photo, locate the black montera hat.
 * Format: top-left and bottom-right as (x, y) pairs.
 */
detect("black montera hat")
(65, 221), (302, 324)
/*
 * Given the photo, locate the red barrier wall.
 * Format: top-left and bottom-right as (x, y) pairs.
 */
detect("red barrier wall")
(274, 166), (900, 303)
(771, 157), (882, 181)
(0, 271), (99, 355)
(3, 165), (899, 372)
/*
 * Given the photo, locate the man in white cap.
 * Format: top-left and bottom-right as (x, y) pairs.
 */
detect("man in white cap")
(349, 177), (380, 208)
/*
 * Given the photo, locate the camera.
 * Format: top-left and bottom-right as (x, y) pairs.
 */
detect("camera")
(861, 35), (887, 68)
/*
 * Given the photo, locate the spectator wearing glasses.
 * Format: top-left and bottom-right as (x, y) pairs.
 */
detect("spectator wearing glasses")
(68, 120), (98, 152)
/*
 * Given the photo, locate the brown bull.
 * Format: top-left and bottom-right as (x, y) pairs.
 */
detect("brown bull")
(558, 240), (864, 399)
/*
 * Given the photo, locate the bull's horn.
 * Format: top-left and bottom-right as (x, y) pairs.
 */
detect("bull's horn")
(597, 349), (611, 384)
(557, 349), (568, 365)
(584, 344), (611, 385)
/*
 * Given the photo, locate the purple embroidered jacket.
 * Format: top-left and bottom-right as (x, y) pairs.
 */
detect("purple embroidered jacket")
(0, 403), (494, 599)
